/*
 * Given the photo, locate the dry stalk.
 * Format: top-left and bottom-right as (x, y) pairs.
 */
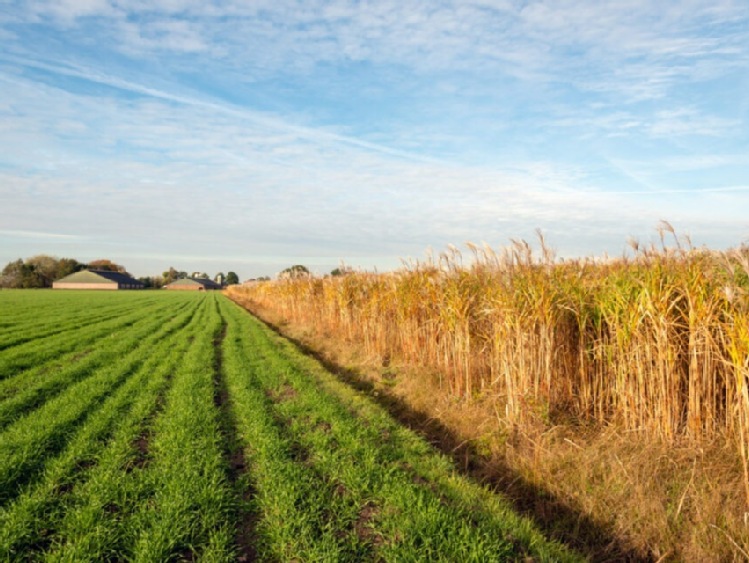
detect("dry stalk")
(228, 240), (749, 476)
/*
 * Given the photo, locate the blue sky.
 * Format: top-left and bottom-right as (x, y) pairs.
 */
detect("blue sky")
(1, 1), (748, 279)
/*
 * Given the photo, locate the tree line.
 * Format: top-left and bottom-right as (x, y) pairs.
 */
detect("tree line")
(0, 256), (240, 289)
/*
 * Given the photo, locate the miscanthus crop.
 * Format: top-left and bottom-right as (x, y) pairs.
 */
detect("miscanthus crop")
(231, 229), (749, 504)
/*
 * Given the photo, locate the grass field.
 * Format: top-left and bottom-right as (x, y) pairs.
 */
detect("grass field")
(0, 290), (577, 561)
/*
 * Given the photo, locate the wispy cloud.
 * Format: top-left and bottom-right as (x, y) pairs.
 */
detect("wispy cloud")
(1, 1), (748, 276)
(0, 229), (82, 240)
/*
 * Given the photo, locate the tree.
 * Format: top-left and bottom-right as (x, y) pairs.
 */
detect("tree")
(56, 258), (84, 279)
(26, 255), (59, 285)
(88, 259), (126, 273)
(162, 267), (179, 285)
(139, 276), (164, 289)
(0, 259), (25, 288)
(162, 268), (189, 285)
(226, 271), (239, 285)
(23, 255), (84, 285)
(279, 265), (310, 279)
(0, 256), (85, 288)
(330, 266), (354, 277)
(0, 259), (46, 288)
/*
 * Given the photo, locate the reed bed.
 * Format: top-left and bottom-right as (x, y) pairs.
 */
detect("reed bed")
(229, 232), (749, 503)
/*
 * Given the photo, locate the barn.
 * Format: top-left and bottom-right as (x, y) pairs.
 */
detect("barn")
(53, 270), (145, 290)
(165, 278), (222, 291)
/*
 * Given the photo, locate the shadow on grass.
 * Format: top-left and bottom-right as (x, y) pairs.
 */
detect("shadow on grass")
(212, 308), (258, 563)
(232, 300), (652, 563)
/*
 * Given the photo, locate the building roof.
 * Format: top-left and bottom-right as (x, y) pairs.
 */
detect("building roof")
(55, 270), (144, 286)
(166, 277), (222, 289)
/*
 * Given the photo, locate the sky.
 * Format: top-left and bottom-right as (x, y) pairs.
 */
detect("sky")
(1, 1), (748, 280)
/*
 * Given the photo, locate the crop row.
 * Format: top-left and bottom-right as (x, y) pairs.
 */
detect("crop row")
(218, 296), (576, 561)
(0, 293), (190, 380)
(1, 292), (214, 558)
(0, 292), (163, 350)
(0, 299), (194, 431)
(0, 291), (575, 560)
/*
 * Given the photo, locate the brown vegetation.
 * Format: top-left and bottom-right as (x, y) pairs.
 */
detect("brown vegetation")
(227, 228), (749, 560)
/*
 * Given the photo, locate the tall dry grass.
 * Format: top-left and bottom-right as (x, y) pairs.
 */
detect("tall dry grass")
(229, 229), (749, 504)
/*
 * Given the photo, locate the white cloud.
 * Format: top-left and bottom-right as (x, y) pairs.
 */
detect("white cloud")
(0, 65), (643, 253)
(648, 108), (739, 137)
(117, 18), (209, 54)
(1, 1), (748, 276)
(25, 0), (120, 23)
(11, 1), (748, 85)
(0, 229), (82, 240)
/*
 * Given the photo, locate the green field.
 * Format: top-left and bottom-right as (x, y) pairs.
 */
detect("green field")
(0, 290), (578, 561)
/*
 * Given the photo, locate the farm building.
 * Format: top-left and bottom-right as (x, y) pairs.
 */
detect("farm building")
(165, 278), (222, 291)
(53, 270), (145, 290)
